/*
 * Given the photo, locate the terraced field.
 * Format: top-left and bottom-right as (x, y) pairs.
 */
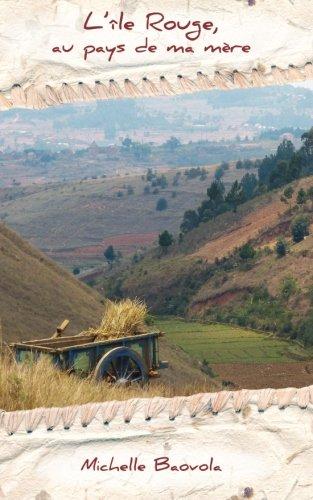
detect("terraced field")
(155, 317), (313, 388)
(155, 317), (303, 364)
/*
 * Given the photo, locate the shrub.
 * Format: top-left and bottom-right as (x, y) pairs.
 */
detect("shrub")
(239, 243), (256, 260)
(279, 276), (299, 300)
(291, 214), (310, 243)
(104, 245), (116, 264)
(275, 238), (287, 258)
(156, 198), (168, 211)
(158, 230), (174, 252)
(296, 188), (307, 205)
(283, 186), (294, 200)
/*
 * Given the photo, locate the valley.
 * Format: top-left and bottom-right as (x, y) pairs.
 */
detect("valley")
(0, 84), (312, 395)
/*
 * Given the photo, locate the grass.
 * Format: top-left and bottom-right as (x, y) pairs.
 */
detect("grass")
(155, 317), (308, 364)
(0, 223), (104, 342)
(80, 298), (148, 340)
(0, 352), (212, 412)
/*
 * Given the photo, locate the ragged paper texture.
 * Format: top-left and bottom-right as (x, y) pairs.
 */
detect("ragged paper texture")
(0, 388), (312, 499)
(0, 0), (312, 108)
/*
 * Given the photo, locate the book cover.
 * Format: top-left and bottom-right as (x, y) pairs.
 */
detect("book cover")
(0, 1), (312, 498)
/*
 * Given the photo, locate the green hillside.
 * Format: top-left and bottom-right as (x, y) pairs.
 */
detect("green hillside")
(101, 175), (313, 348)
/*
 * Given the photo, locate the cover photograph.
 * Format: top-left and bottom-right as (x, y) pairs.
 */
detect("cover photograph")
(0, 0), (312, 498)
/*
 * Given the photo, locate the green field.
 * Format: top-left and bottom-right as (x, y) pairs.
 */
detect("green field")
(155, 317), (308, 364)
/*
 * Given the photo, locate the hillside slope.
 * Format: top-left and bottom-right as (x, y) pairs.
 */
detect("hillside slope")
(0, 223), (104, 341)
(102, 176), (313, 345)
(0, 223), (210, 389)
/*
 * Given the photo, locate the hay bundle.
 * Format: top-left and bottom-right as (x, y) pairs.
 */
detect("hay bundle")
(82, 299), (148, 340)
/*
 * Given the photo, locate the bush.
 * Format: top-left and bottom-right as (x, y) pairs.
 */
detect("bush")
(158, 230), (174, 251)
(291, 214), (310, 243)
(275, 238), (287, 258)
(239, 243), (256, 260)
(156, 198), (168, 211)
(279, 276), (299, 300)
(296, 188), (307, 205)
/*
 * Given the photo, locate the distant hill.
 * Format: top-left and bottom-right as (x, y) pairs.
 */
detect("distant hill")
(0, 222), (104, 341)
(0, 165), (248, 270)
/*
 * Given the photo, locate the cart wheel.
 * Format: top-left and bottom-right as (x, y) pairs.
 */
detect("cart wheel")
(94, 346), (148, 385)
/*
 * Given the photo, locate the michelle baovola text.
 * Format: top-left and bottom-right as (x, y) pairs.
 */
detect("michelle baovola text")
(81, 456), (222, 472)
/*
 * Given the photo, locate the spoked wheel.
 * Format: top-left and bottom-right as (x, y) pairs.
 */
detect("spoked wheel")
(94, 347), (148, 385)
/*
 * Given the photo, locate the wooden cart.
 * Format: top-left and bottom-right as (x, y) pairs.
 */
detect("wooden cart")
(10, 330), (165, 385)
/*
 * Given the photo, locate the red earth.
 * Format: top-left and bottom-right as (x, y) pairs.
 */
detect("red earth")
(47, 232), (158, 260)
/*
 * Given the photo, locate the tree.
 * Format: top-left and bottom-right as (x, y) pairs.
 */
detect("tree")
(307, 186), (313, 209)
(296, 188), (307, 206)
(301, 127), (313, 157)
(225, 180), (245, 212)
(156, 198), (168, 211)
(239, 243), (256, 260)
(275, 238), (287, 258)
(283, 186), (294, 200)
(104, 245), (116, 264)
(240, 173), (259, 199)
(207, 180), (225, 204)
(122, 137), (132, 148)
(158, 174), (168, 189)
(214, 165), (225, 180)
(180, 209), (200, 233)
(164, 136), (181, 151)
(236, 160), (242, 169)
(146, 168), (155, 182)
(73, 267), (80, 275)
(291, 215), (310, 243)
(133, 143), (151, 161)
(158, 230), (174, 252)
(276, 139), (295, 162)
(283, 186), (294, 208)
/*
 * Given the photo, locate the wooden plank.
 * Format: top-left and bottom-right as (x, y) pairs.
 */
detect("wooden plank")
(37, 337), (97, 349)
(51, 319), (70, 339)
(11, 332), (160, 353)
(19, 335), (95, 346)
(10, 343), (57, 353)
(56, 332), (160, 352)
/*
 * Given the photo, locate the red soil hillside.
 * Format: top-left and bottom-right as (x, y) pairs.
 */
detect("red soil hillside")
(192, 177), (312, 262)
